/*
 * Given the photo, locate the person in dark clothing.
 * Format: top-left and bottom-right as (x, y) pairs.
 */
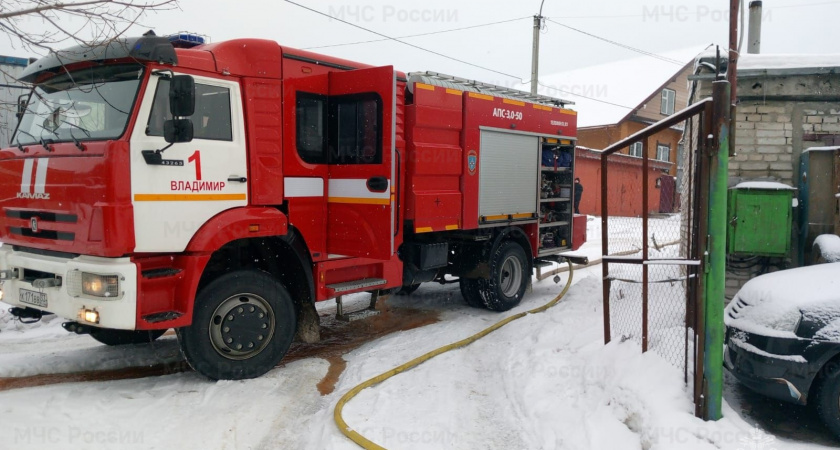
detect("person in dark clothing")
(574, 177), (583, 214)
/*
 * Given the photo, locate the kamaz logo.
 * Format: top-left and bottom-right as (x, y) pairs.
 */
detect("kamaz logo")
(18, 158), (50, 200)
(16, 192), (50, 200)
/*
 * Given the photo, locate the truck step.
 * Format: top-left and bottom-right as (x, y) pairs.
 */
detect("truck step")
(335, 290), (388, 322)
(337, 308), (381, 322)
(326, 278), (387, 293)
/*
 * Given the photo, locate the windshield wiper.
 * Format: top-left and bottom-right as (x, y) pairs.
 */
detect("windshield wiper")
(14, 130), (37, 153)
(63, 122), (90, 151)
(35, 125), (57, 152)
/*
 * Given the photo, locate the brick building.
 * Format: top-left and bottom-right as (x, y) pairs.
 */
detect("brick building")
(689, 53), (840, 298)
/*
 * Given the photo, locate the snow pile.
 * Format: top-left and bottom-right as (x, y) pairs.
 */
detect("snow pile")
(725, 263), (840, 338)
(814, 234), (840, 263)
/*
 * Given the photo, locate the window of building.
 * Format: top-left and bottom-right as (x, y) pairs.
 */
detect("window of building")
(657, 143), (670, 162)
(629, 141), (643, 157)
(296, 93), (328, 164)
(147, 79), (232, 141)
(661, 88), (676, 116)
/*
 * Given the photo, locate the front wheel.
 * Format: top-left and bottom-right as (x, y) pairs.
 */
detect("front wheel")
(815, 359), (840, 439)
(178, 270), (296, 380)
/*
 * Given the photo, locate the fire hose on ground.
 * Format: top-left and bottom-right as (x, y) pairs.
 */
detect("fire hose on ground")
(334, 260), (575, 450)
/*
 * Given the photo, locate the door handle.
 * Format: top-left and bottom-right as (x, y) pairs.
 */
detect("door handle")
(366, 176), (389, 193)
(227, 175), (247, 183)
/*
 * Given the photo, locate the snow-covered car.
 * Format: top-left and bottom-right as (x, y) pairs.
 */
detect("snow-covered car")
(724, 262), (840, 438)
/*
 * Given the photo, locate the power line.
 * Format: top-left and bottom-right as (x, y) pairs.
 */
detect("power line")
(552, 1), (840, 19)
(284, 0), (524, 81)
(285, 2), (635, 110)
(546, 19), (684, 66)
(303, 17), (530, 50)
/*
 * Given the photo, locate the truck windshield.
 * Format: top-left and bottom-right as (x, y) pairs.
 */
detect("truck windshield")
(13, 64), (145, 146)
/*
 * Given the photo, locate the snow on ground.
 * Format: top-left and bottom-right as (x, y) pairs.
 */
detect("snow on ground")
(0, 218), (836, 449)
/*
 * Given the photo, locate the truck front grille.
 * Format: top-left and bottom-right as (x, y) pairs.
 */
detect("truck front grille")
(6, 209), (78, 242)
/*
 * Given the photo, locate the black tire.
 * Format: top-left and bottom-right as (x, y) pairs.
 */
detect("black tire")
(178, 270), (296, 380)
(815, 358), (840, 439)
(459, 278), (486, 308)
(396, 284), (421, 295)
(90, 328), (166, 346)
(480, 241), (530, 312)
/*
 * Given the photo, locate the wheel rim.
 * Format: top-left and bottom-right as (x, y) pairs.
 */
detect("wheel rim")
(499, 254), (523, 298)
(208, 293), (275, 360)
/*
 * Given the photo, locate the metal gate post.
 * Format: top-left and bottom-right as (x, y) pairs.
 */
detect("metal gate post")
(702, 80), (731, 421)
(601, 155), (611, 344)
(642, 138), (649, 352)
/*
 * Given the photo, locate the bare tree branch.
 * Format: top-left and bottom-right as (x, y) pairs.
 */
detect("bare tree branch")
(0, 0), (180, 57)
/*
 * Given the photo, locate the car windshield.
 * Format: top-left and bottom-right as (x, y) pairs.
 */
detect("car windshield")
(13, 64), (145, 145)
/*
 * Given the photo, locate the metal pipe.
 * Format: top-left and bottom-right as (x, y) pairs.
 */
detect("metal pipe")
(748, 1), (762, 54)
(703, 81), (732, 421)
(693, 102), (714, 419)
(729, 0), (740, 157)
(601, 155), (611, 344)
(642, 138), (650, 352)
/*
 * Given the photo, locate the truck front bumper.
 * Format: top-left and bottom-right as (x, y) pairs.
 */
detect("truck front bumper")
(0, 246), (138, 330)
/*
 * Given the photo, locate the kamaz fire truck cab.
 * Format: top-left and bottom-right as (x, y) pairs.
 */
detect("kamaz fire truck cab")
(0, 34), (582, 380)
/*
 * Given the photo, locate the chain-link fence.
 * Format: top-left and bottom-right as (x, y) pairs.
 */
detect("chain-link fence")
(600, 101), (710, 379)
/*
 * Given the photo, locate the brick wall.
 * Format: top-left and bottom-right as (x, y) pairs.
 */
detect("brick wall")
(691, 71), (840, 300)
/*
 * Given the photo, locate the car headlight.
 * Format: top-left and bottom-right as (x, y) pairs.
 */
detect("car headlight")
(68, 271), (122, 299)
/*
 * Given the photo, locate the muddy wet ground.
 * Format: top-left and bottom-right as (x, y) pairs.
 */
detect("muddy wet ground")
(0, 300), (440, 395)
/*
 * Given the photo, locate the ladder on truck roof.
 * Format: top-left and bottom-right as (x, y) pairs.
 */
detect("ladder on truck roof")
(407, 71), (575, 107)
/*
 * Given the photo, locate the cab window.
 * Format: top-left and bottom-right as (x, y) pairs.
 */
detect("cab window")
(147, 78), (232, 141)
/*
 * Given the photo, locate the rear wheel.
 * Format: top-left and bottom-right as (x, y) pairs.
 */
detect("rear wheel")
(90, 328), (166, 346)
(178, 270), (296, 380)
(481, 241), (530, 312)
(459, 278), (486, 308)
(815, 358), (840, 439)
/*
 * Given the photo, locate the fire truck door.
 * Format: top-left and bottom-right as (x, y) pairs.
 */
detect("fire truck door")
(130, 73), (248, 252)
(325, 66), (395, 260)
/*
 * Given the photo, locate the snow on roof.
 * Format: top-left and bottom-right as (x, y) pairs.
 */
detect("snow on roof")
(732, 181), (795, 190)
(520, 46), (707, 128)
(725, 263), (840, 339)
(739, 53), (840, 71)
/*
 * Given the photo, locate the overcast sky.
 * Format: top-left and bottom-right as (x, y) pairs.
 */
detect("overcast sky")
(2, 0), (837, 97)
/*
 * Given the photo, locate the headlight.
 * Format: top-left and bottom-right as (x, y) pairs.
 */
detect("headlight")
(68, 271), (122, 299)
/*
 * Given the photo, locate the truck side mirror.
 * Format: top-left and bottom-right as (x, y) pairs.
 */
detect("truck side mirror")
(169, 75), (195, 117)
(16, 94), (27, 119)
(164, 118), (194, 144)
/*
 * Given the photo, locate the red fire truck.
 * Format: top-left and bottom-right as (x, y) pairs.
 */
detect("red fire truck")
(0, 33), (583, 380)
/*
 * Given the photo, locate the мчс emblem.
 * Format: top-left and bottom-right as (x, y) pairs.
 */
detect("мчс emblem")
(467, 150), (478, 175)
(30, 216), (39, 233)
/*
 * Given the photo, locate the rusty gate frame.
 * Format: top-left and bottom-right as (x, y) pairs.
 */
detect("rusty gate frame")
(600, 97), (714, 416)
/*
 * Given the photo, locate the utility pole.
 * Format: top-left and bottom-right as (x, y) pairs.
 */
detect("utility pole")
(530, 0), (546, 95)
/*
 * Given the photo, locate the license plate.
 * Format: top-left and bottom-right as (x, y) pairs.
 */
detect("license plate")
(19, 289), (47, 308)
